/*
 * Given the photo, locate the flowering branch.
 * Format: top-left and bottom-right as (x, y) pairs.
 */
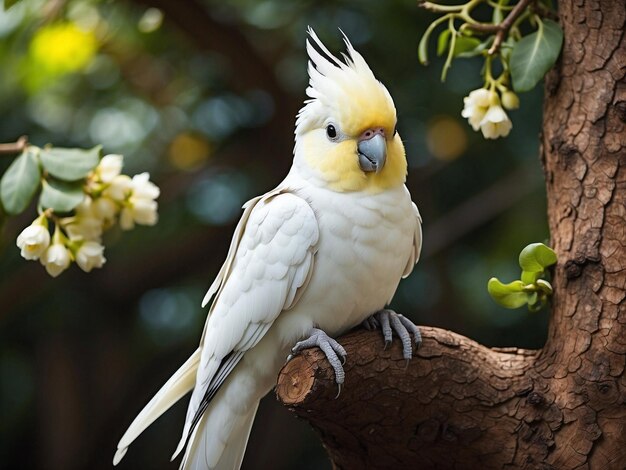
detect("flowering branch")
(0, 136), (28, 156)
(1, 144), (160, 277)
(417, 0), (562, 140)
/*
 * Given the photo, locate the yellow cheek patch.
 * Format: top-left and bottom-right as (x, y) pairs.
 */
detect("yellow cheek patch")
(304, 134), (407, 193)
(306, 139), (366, 192)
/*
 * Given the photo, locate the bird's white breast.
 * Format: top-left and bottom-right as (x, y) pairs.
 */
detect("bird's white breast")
(279, 179), (416, 340)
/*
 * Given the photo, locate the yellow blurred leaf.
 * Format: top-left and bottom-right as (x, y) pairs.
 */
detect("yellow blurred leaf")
(29, 22), (98, 77)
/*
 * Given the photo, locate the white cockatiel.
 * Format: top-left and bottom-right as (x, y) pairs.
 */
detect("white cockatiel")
(114, 29), (422, 470)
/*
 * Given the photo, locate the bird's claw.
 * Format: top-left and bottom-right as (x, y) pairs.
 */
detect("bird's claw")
(290, 328), (347, 397)
(361, 309), (422, 361)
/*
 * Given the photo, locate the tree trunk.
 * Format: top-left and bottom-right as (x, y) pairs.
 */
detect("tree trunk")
(276, 2), (626, 468)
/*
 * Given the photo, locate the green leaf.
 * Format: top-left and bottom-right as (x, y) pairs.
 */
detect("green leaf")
(509, 19), (563, 92)
(527, 291), (539, 306)
(40, 145), (101, 182)
(3, 0), (22, 10)
(453, 36), (481, 57)
(536, 279), (553, 295)
(519, 243), (557, 272)
(487, 278), (530, 309)
(418, 29), (432, 65)
(0, 148), (41, 215)
(39, 178), (85, 212)
(418, 15), (450, 65)
(437, 30), (451, 56)
(528, 300), (543, 312)
(521, 270), (540, 284)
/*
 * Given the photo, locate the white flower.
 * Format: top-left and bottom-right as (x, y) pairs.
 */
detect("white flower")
(63, 216), (103, 241)
(92, 196), (118, 224)
(119, 207), (134, 230)
(120, 199), (158, 230)
(462, 88), (513, 140)
(41, 242), (72, 277)
(97, 154), (123, 183)
(103, 174), (133, 201)
(131, 172), (160, 200)
(479, 104), (512, 139)
(16, 217), (50, 260)
(119, 173), (160, 230)
(61, 197), (103, 240)
(75, 241), (106, 272)
(461, 88), (491, 131)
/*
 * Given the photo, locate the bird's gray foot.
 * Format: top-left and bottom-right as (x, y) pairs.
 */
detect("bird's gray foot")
(362, 309), (422, 361)
(289, 328), (347, 397)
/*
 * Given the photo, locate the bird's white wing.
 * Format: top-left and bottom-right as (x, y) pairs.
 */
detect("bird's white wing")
(200, 187), (284, 311)
(402, 201), (423, 278)
(173, 189), (319, 458)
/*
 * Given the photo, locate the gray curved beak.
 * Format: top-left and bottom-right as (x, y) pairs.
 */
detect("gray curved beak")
(358, 134), (387, 173)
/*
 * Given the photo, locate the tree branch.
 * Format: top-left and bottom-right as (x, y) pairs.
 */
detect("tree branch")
(419, 0), (536, 55)
(464, 0), (534, 54)
(277, 327), (538, 469)
(0, 135), (28, 155)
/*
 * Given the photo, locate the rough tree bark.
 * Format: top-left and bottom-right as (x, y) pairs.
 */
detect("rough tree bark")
(276, 2), (626, 468)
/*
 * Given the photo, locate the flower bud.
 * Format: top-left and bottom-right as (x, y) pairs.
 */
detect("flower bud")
(501, 91), (520, 110)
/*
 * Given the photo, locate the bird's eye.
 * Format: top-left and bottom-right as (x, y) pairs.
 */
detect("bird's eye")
(326, 124), (337, 140)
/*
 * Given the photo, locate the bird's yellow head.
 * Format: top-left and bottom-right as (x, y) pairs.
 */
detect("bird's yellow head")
(293, 29), (407, 193)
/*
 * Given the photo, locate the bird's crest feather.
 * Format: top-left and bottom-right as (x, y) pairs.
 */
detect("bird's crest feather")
(296, 28), (396, 136)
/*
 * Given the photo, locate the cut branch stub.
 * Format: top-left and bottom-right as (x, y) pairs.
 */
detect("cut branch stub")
(276, 353), (326, 405)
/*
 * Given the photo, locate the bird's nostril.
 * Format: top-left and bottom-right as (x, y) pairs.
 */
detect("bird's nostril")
(359, 128), (386, 141)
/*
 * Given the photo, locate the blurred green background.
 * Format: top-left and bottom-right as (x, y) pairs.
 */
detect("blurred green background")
(0, 0), (549, 468)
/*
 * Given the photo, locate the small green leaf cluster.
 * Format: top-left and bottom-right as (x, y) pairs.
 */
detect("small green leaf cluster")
(1, 145), (101, 215)
(488, 243), (557, 311)
(0, 144), (160, 277)
(418, 0), (563, 140)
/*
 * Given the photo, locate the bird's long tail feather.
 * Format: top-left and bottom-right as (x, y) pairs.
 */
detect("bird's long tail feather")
(113, 348), (201, 465)
(181, 397), (260, 470)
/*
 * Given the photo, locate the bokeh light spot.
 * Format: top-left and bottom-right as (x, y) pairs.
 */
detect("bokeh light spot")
(139, 287), (199, 345)
(186, 170), (249, 225)
(168, 131), (212, 171)
(138, 8), (163, 33)
(426, 115), (468, 161)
